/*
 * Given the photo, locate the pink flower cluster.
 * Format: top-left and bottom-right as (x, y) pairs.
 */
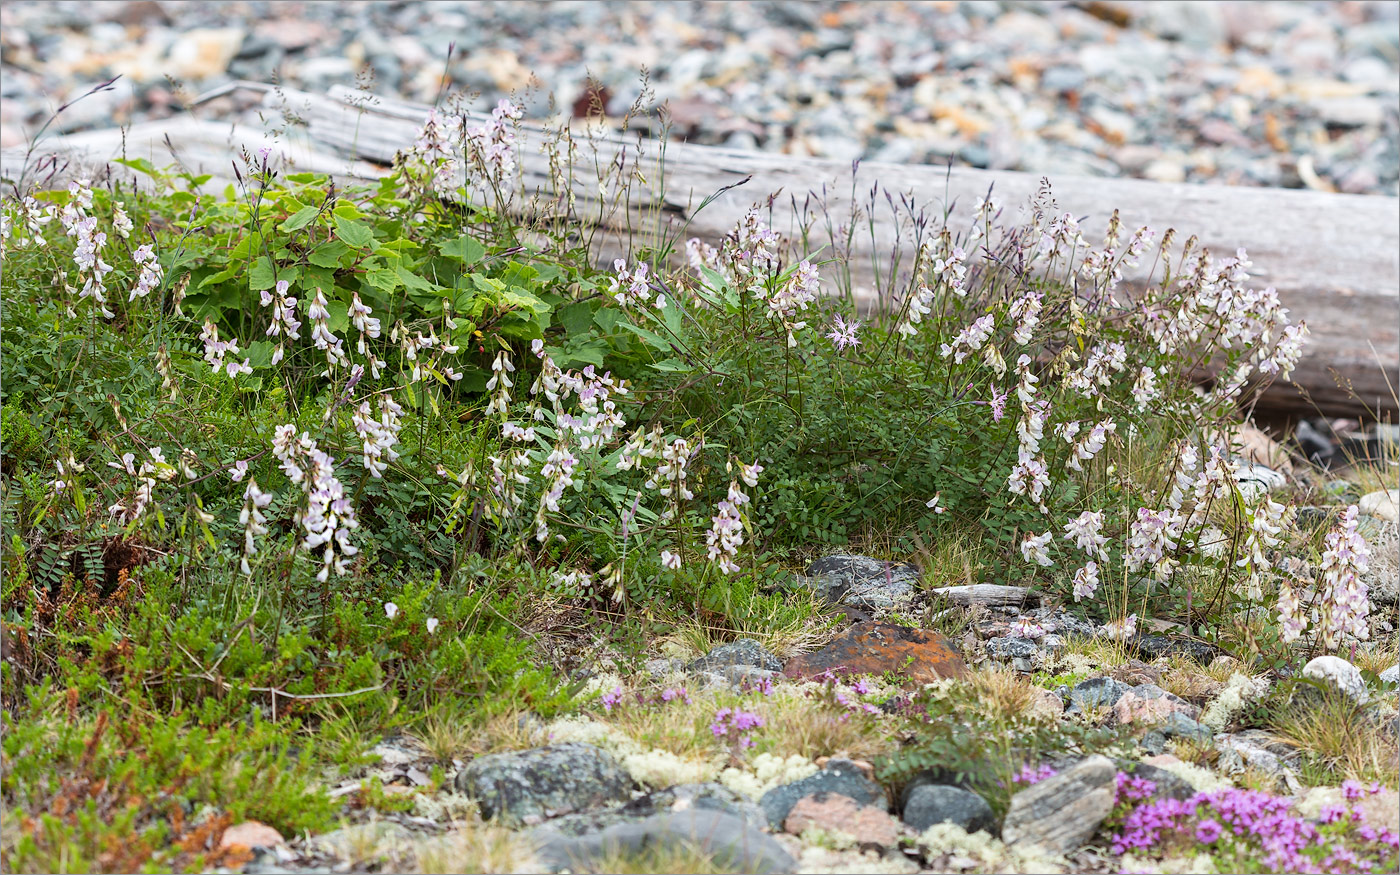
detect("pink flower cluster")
(1110, 775), (1397, 874)
(710, 707), (765, 750)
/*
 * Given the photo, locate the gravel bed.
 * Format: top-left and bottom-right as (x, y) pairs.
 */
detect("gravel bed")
(1, 0), (1396, 195)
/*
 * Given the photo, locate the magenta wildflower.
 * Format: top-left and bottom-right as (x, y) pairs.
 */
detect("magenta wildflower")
(826, 314), (861, 351)
(988, 388), (1008, 422)
(600, 686), (625, 712)
(1195, 819), (1222, 843)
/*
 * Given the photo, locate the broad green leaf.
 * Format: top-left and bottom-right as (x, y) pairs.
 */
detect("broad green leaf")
(648, 357), (691, 372)
(112, 157), (158, 176)
(440, 234), (486, 265)
(249, 256), (277, 291)
(333, 214), (375, 249)
(557, 302), (594, 337)
(279, 205), (320, 232)
(396, 265), (435, 292)
(619, 320), (675, 353)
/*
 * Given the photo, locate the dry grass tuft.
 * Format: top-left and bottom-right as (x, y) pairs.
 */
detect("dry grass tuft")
(969, 668), (1038, 722)
(414, 823), (536, 874)
(1271, 690), (1399, 785)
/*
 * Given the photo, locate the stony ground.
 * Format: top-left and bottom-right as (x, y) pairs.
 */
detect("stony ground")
(1, 1), (1397, 195)
(209, 439), (1397, 875)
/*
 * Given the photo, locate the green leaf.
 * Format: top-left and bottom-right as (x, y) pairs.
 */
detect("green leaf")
(396, 265), (436, 293)
(279, 205), (320, 232)
(440, 235), (486, 266)
(249, 256), (277, 292)
(557, 302), (594, 337)
(648, 357), (691, 372)
(367, 269), (401, 294)
(112, 157), (158, 177)
(309, 240), (351, 268)
(333, 214), (376, 250)
(619, 320), (675, 353)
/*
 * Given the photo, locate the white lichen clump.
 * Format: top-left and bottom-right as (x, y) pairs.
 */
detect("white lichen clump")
(916, 823), (1065, 874)
(719, 752), (819, 799)
(1151, 757), (1234, 793)
(1199, 672), (1270, 731)
(543, 715), (719, 788)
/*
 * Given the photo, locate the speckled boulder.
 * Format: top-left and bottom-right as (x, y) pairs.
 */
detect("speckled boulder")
(688, 639), (783, 674)
(799, 554), (921, 612)
(454, 743), (634, 826)
(532, 809), (795, 874)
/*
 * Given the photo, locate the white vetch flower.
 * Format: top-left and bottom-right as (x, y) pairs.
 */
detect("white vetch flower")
(384, 602), (399, 619)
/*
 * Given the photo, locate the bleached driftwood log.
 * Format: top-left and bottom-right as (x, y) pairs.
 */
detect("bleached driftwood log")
(2, 84), (1395, 418)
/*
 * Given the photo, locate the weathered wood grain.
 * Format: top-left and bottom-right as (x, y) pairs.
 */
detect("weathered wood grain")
(4, 85), (1395, 417)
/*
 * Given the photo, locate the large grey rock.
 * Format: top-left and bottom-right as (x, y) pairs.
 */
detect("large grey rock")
(532, 810), (795, 874)
(902, 784), (995, 834)
(798, 554), (920, 612)
(1002, 755), (1117, 855)
(1380, 664), (1399, 685)
(454, 743), (634, 826)
(987, 637), (1038, 661)
(1126, 763), (1196, 802)
(759, 758), (885, 829)
(1302, 655), (1370, 704)
(688, 639), (783, 674)
(1065, 677), (1131, 715)
(538, 782), (768, 837)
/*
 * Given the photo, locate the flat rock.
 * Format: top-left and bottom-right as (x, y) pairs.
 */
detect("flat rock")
(901, 784), (996, 834)
(798, 554), (921, 612)
(1002, 754), (1117, 856)
(532, 809), (795, 875)
(986, 636), (1038, 661)
(453, 743), (634, 826)
(1126, 762), (1197, 802)
(1380, 664), (1399, 685)
(783, 622), (966, 684)
(784, 791), (903, 850)
(1126, 634), (1218, 664)
(759, 758), (886, 829)
(930, 584), (1040, 608)
(688, 639), (783, 674)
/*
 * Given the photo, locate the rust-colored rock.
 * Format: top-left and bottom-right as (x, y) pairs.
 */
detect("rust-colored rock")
(219, 820), (285, 851)
(783, 622), (967, 684)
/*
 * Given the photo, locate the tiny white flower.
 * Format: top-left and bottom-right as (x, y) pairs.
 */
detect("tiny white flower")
(925, 493), (946, 514)
(229, 460), (249, 482)
(426, 617), (440, 634)
(384, 602), (399, 619)
(660, 550), (681, 570)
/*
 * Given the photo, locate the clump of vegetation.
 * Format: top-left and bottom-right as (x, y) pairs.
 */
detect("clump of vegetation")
(1, 82), (1388, 872)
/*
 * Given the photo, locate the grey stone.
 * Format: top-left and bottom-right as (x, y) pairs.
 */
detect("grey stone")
(539, 782), (768, 837)
(532, 810), (795, 875)
(1065, 677), (1131, 715)
(687, 639), (783, 674)
(759, 758), (885, 829)
(1302, 655), (1370, 704)
(644, 657), (687, 678)
(453, 743), (634, 826)
(1380, 664), (1399, 685)
(1216, 731), (1302, 793)
(987, 636), (1038, 661)
(801, 554), (921, 612)
(1125, 763), (1196, 802)
(1002, 755), (1117, 855)
(902, 784), (995, 834)
(1128, 634), (1218, 664)
(1234, 463), (1287, 497)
